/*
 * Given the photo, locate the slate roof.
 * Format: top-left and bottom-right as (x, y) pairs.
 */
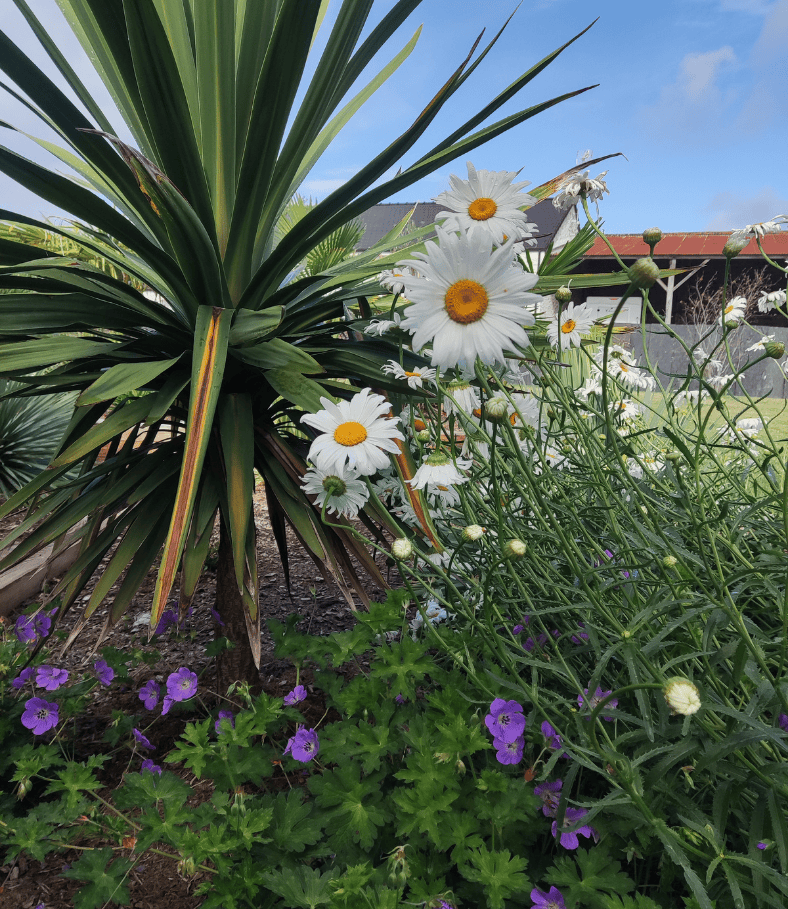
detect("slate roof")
(355, 198), (573, 252)
(585, 232), (788, 258)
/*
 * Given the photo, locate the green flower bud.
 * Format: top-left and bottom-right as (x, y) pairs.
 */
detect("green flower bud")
(461, 524), (485, 542)
(555, 285), (573, 303)
(485, 397), (509, 421)
(723, 235), (749, 259)
(415, 429), (431, 443)
(642, 227), (663, 249)
(764, 341), (785, 359)
(321, 475), (347, 498)
(628, 257), (660, 290)
(662, 555), (678, 568)
(503, 539), (526, 559)
(391, 538), (414, 561)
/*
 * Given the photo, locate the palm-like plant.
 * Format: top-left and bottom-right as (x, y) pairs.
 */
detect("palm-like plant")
(0, 0), (599, 683)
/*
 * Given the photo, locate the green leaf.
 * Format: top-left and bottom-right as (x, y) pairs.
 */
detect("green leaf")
(77, 355), (182, 405)
(51, 395), (152, 466)
(262, 789), (324, 854)
(261, 865), (338, 909)
(265, 368), (331, 412)
(228, 306), (283, 345)
(308, 765), (390, 851)
(231, 338), (324, 373)
(0, 336), (118, 373)
(62, 848), (134, 909)
(549, 845), (636, 908)
(458, 844), (530, 909)
(44, 762), (103, 814)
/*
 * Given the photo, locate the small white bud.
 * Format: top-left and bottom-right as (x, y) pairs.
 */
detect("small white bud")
(462, 524), (485, 542)
(503, 539), (526, 559)
(664, 677), (701, 715)
(391, 538), (414, 561)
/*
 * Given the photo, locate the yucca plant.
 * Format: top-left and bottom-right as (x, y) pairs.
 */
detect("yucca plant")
(0, 0), (600, 684)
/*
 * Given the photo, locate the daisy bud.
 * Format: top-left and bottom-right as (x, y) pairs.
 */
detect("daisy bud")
(503, 539), (527, 559)
(485, 397), (510, 422)
(462, 524), (485, 542)
(415, 429), (431, 443)
(662, 555), (678, 568)
(456, 758), (466, 775)
(321, 475), (347, 498)
(664, 677), (701, 716)
(555, 285), (573, 304)
(723, 236), (749, 259)
(628, 257), (660, 290)
(642, 227), (663, 249)
(764, 341), (785, 359)
(391, 538), (414, 561)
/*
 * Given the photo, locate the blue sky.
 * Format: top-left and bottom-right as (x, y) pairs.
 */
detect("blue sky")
(2, 0), (787, 235)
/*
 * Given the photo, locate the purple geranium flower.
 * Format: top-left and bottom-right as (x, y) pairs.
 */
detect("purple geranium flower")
(155, 608), (178, 634)
(14, 616), (37, 644)
(551, 807), (597, 849)
(578, 687), (618, 721)
(162, 667), (197, 715)
(778, 714), (788, 732)
(284, 685), (307, 706)
(530, 886), (566, 909)
(94, 660), (114, 686)
(139, 680), (161, 710)
(21, 697), (59, 735)
(141, 759), (162, 775)
(757, 842), (767, 850)
(36, 666), (69, 691)
(534, 779), (562, 817)
(215, 710), (235, 734)
(210, 607), (225, 627)
(34, 612), (52, 638)
(484, 699), (526, 743)
(132, 728), (153, 750)
(394, 694), (407, 705)
(11, 666), (35, 689)
(494, 735), (524, 765)
(284, 726), (320, 763)
(512, 624), (525, 635)
(541, 721), (562, 751)
(571, 621), (589, 644)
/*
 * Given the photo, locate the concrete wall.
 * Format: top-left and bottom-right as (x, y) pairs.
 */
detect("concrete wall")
(623, 323), (788, 398)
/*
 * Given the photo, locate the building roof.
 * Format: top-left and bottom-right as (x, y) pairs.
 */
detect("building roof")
(585, 231), (788, 258)
(355, 198), (572, 252)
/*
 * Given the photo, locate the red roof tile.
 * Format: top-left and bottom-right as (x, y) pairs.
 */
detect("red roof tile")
(585, 232), (788, 258)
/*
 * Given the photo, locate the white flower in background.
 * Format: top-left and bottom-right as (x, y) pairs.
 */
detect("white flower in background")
(364, 312), (402, 336)
(728, 215), (787, 243)
(426, 482), (461, 509)
(628, 450), (665, 479)
(708, 373), (735, 391)
(664, 677), (701, 716)
(301, 465), (370, 519)
(746, 333), (775, 351)
(547, 302), (595, 350)
(410, 599), (449, 638)
(720, 296), (747, 327)
(434, 161), (537, 246)
(378, 266), (418, 295)
(606, 355), (654, 390)
(735, 417), (763, 437)
(692, 346), (723, 374)
(507, 392), (541, 430)
(757, 290), (786, 313)
(392, 501), (420, 527)
(381, 360), (436, 389)
(444, 378), (481, 417)
(610, 399), (642, 421)
(301, 389), (404, 476)
(397, 227), (540, 369)
(674, 389), (706, 407)
(553, 170), (609, 211)
(577, 376), (602, 400)
(371, 473), (402, 503)
(408, 452), (471, 490)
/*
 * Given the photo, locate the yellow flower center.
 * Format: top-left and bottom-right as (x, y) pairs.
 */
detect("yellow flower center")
(561, 319), (576, 334)
(334, 421), (367, 447)
(725, 304), (734, 314)
(445, 280), (489, 324)
(405, 370), (419, 377)
(468, 197), (498, 221)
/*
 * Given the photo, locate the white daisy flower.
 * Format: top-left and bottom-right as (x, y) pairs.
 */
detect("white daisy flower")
(392, 501), (420, 527)
(553, 170), (609, 211)
(434, 161), (537, 246)
(720, 296), (747, 327)
(577, 376), (602, 400)
(674, 389), (706, 407)
(397, 227), (540, 369)
(547, 302), (595, 350)
(426, 482), (462, 509)
(607, 356), (655, 390)
(408, 452), (471, 490)
(757, 290), (786, 313)
(301, 389), (404, 476)
(507, 392), (541, 430)
(444, 378), (481, 417)
(735, 417), (763, 438)
(364, 312), (402, 336)
(300, 465), (370, 519)
(708, 373), (735, 391)
(610, 399), (642, 421)
(747, 333), (775, 351)
(728, 215), (787, 243)
(381, 360), (437, 389)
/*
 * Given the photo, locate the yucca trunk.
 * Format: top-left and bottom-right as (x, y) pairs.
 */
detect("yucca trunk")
(215, 518), (259, 693)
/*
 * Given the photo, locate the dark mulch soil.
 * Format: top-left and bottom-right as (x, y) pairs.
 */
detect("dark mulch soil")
(1, 486), (396, 909)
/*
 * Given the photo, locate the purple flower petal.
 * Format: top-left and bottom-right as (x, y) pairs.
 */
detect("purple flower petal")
(494, 735), (524, 765)
(21, 697), (59, 735)
(132, 728), (153, 750)
(578, 687), (618, 721)
(283, 685), (307, 706)
(551, 807), (596, 850)
(534, 779), (563, 817)
(94, 660), (114, 686)
(530, 885), (567, 909)
(139, 680), (160, 710)
(165, 667), (198, 703)
(215, 710), (235, 734)
(284, 726), (320, 763)
(484, 699), (526, 743)
(141, 759), (162, 775)
(35, 666), (69, 691)
(11, 666), (35, 689)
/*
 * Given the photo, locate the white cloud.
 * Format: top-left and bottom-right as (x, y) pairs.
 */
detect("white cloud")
(299, 178), (349, 200)
(734, 0), (788, 131)
(719, 0), (776, 13)
(703, 186), (788, 229)
(637, 47), (738, 144)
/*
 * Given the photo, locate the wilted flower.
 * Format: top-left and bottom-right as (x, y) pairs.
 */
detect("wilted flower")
(364, 312), (402, 336)
(534, 779), (563, 817)
(215, 710), (235, 734)
(132, 728), (153, 750)
(443, 379), (480, 417)
(11, 667), (35, 689)
(757, 290), (786, 313)
(553, 170), (609, 211)
(664, 678), (701, 715)
(301, 389), (404, 476)
(728, 216), (787, 242)
(94, 660), (114, 686)
(408, 452), (470, 490)
(141, 759), (162, 775)
(301, 464), (370, 519)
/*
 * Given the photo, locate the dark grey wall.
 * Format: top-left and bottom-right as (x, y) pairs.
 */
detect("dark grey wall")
(623, 324), (788, 398)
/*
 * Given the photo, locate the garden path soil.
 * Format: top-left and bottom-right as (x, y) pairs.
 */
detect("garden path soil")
(1, 486), (396, 909)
